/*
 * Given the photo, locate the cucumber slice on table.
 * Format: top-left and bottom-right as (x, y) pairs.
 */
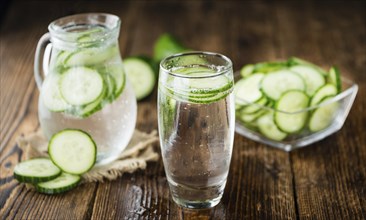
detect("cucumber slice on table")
(310, 84), (338, 106)
(290, 65), (325, 96)
(41, 73), (70, 112)
(14, 158), (61, 183)
(309, 96), (339, 132)
(274, 90), (309, 133)
(257, 112), (287, 141)
(260, 70), (305, 100)
(49, 129), (97, 175)
(328, 66), (342, 93)
(36, 173), (81, 194)
(234, 73), (264, 105)
(124, 57), (156, 100)
(60, 67), (104, 106)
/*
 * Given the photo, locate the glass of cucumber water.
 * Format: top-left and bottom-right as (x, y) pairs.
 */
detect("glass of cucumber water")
(158, 52), (235, 209)
(34, 13), (137, 166)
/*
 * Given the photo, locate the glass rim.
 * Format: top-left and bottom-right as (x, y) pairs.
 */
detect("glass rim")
(48, 13), (120, 42)
(159, 51), (233, 79)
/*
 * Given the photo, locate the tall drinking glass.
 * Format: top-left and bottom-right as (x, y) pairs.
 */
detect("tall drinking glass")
(158, 52), (235, 209)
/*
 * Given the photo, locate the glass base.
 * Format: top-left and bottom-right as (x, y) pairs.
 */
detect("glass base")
(172, 195), (222, 209)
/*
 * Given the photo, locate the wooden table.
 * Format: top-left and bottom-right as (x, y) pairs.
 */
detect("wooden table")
(1, 1), (365, 219)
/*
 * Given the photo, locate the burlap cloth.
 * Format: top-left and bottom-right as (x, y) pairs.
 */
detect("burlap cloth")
(17, 128), (160, 183)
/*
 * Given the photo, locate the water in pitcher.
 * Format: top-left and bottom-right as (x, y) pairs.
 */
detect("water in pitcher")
(38, 23), (136, 165)
(158, 64), (235, 208)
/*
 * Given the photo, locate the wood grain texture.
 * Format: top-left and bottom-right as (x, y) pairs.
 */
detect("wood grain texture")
(1, 1), (365, 219)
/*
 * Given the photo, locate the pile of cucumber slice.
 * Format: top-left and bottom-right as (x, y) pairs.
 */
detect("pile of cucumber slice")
(44, 39), (126, 118)
(235, 57), (342, 141)
(13, 129), (96, 194)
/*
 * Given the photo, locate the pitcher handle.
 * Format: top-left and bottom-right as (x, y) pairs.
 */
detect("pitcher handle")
(34, 33), (51, 90)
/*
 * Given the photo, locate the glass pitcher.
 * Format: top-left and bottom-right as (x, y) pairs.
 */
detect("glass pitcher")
(34, 13), (137, 166)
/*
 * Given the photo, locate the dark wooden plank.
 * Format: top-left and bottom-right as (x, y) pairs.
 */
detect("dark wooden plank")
(274, 1), (366, 219)
(1, 0), (365, 219)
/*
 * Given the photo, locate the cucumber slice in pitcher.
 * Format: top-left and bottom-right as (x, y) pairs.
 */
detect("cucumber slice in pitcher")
(35, 173), (81, 194)
(274, 90), (309, 133)
(60, 67), (104, 106)
(49, 129), (97, 175)
(65, 45), (118, 66)
(41, 73), (70, 112)
(13, 158), (61, 183)
(124, 57), (156, 100)
(105, 65), (126, 98)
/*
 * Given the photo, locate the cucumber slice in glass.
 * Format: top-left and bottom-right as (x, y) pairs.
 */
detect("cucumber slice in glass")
(35, 173), (81, 194)
(49, 129), (97, 175)
(274, 90), (309, 133)
(60, 67), (104, 106)
(14, 158), (61, 183)
(261, 70), (306, 100)
(290, 65), (325, 96)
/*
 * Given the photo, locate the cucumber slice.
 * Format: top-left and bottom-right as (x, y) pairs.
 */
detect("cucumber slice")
(14, 158), (61, 183)
(309, 96), (339, 132)
(35, 173), (80, 194)
(102, 72), (116, 101)
(153, 33), (187, 61)
(252, 61), (288, 73)
(49, 129), (97, 175)
(238, 109), (267, 123)
(41, 73), (70, 112)
(124, 58), (156, 100)
(234, 73), (264, 105)
(275, 90), (309, 133)
(257, 112), (287, 141)
(65, 45), (118, 66)
(60, 67), (104, 106)
(260, 70), (305, 100)
(240, 96), (268, 114)
(240, 64), (254, 78)
(290, 65), (325, 96)
(106, 65), (126, 98)
(78, 86), (107, 117)
(328, 66), (342, 93)
(287, 57), (327, 75)
(310, 84), (337, 106)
